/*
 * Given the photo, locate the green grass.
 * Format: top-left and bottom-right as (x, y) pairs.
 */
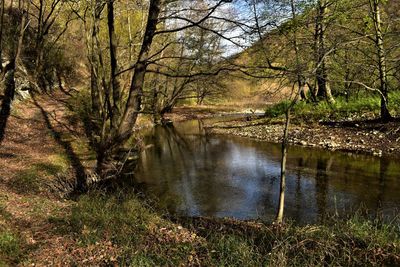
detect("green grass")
(9, 153), (70, 194)
(68, 190), (206, 266)
(0, 230), (23, 266)
(64, 189), (400, 266)
(265, 91), (400, 121)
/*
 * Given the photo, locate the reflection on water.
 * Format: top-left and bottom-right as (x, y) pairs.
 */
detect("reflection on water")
(134, 119), (400, 224)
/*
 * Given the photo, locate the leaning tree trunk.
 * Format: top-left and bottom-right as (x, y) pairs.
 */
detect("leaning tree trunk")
(371, 0), (392, 122)
(96, 0), (161, 175)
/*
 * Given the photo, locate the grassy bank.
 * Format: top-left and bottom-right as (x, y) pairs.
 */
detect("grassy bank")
(61, 189), (400, 266)
(265, 91), (400, 121)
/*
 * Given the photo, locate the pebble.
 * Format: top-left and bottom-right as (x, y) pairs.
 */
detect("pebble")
(297, 140), (307, 146)
(372, 150), (383, 157)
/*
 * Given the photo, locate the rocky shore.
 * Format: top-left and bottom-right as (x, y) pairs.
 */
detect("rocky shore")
(208, 117), (400, 157)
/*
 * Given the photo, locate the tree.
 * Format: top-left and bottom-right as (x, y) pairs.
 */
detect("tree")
(72, 0), (239, 179)
(143, 0), (234, 123)
(83, 0), (162, 177)
(0, 0), (5, 67)
(369, 0), (392, 121)
(0, 0), (29, 144)
(313, 0), (335, 103)
(30, 0), (67, 91)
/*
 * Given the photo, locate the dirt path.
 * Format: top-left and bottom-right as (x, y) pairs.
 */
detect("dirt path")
(0, 93), (116, 266)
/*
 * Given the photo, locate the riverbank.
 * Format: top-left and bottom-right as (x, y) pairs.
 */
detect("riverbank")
(0, 93), (399, 265)
(164, 105), (265, 122)
(165, 95), (400, 158)
(70, 190), (400, 266)
(208, 116), (400, 158)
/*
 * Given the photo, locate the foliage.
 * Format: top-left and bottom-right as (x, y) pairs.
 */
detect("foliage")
(265, 91), (400, 121)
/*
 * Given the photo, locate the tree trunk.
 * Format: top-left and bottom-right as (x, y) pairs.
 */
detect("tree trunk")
(371, 0), (392, 122)
(276, 108), (290, 224)
(34, 0), (48, 91)
(314, 0), (335, 104)
(0, 64), (15, 144)
(0, 1), (26, 144)
(89, 1), (103, 126)
(15, 0), (28, 64)
(291, 0), (307, 101)
(107, 0), (121, 129)
(0, 0), (5, 70)
(95, 0), (162, 175)
(117, 0), (161, 141)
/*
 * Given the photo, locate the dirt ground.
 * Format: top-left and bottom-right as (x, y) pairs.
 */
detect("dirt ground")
(0, 92), (119, 266)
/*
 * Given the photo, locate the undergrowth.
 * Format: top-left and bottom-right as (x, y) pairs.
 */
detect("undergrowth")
(0, 205), (25, 266)
(0, 230), (23, 266)
(9, 153), (70, 195)
(66, 189), (400, 266)
(265, 91), (400, 121)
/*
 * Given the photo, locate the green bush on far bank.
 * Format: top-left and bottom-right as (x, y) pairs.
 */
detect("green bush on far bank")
(265, 91), (400, 121)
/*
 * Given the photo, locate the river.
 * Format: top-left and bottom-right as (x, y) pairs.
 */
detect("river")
(134, 117), (400, 224)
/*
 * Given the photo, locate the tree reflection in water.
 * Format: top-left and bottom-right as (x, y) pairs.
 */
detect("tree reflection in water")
(134, 119), (400, 224)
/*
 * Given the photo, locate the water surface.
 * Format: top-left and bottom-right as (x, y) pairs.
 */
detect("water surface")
(134, 118), (400, 224)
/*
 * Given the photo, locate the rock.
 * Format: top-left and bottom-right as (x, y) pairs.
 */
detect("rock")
(15, 77), (32, 100)
(372, 150), (383, 157)
(326, 142), (338, 149)
(297, 140), (307, 146)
